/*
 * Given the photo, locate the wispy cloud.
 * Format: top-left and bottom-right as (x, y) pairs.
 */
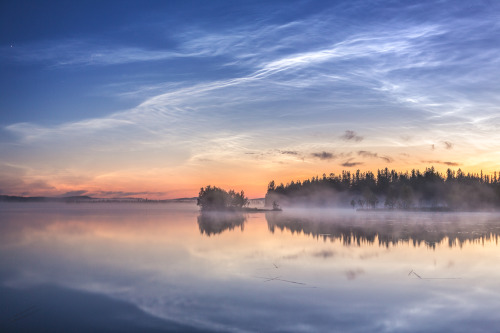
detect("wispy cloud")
(357, 151), (393, 163)
(2, 1), (500, 196)
(92, 191), (167, 198)
(379, 156), (393, 163)
(0, 164), (56, 196)
(423, 160), (460, 167)
(61, 190), (88, 197)
(358, 151), (377, 158)
(5, 41), (190, 67)
(341, 159), (363, 167)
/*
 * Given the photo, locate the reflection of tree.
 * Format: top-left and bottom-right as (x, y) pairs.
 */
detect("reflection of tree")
(197, 212), (247, 236)
(265, 212), (500, 248)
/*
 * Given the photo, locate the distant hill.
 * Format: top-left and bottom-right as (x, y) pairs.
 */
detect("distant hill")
(0, 195), (93, 202)
(0, 195), (197, 203)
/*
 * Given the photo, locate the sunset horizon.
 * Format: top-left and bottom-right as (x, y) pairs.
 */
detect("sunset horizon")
(0, 163), (498, 200)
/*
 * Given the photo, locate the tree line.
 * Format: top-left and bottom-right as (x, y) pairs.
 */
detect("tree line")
(265, 167), (500, 210)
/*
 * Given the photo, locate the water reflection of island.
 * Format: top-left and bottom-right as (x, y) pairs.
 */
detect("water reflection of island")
(265, 211), (500, 248)
(197, 212), (247, 236)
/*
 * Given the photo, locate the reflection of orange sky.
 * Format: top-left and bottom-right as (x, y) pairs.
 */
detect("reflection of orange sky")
(14, 206), (500, 284)
(20, 205), (500, 253)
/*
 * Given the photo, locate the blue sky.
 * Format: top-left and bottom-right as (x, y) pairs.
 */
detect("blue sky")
(1, 0), (500, 198)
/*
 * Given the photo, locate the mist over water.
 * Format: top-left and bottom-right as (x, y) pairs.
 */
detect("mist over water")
(1, 202), (500, 332)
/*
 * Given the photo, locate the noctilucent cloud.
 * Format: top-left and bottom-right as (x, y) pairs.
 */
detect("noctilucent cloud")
(1, 0), (500, 198)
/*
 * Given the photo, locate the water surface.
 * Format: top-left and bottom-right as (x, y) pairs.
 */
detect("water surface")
(1, 203), (499, 332)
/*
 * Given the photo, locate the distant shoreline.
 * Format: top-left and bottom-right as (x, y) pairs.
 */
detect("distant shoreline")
(201, 207), (282, 213)
(0, 195), (197, 203)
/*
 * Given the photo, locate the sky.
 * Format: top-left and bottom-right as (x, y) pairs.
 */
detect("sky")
(1, 0), (500, 199)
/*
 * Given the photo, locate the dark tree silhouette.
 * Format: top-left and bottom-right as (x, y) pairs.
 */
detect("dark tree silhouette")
(197, 185), (249, 211)
(265, 167), (500, 210)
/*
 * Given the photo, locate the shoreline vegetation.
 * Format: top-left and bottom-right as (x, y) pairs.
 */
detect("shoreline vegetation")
(197, 185), (281, 212)
(265, 167), (500, 211)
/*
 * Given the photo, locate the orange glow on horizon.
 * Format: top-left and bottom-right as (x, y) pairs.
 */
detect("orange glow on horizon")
(19, 158), (499, 200)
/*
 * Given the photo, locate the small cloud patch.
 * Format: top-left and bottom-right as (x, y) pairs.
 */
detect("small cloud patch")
(379, 156), (393, 163)
(311, 151), (335, 160)
(423, 160), (460, 166)
(358, 150), (377, 158)
(341, 130), (363, 142)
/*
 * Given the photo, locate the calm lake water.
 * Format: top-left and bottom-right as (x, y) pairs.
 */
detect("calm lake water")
(1, 202), (500, 332)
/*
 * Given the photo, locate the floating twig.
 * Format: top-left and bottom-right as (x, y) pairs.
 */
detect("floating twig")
(408, 269), (461, 280)
(8, 305), (39, 323)
(254, 275), (307, 285)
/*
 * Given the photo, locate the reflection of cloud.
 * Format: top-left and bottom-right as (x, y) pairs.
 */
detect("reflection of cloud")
(312, 250), (336, 259)
(0, 285), (205, 332)
(345, 269), (364, 280)
(359, 252), (379, 260)
(282, 254), (299, 260)
(311, 151), (335, 160)
(341, 158), (363, 167)
(341, 130), (363, 142)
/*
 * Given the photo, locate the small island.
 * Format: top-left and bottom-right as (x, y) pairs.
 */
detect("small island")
(197, 185), (281, 212)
